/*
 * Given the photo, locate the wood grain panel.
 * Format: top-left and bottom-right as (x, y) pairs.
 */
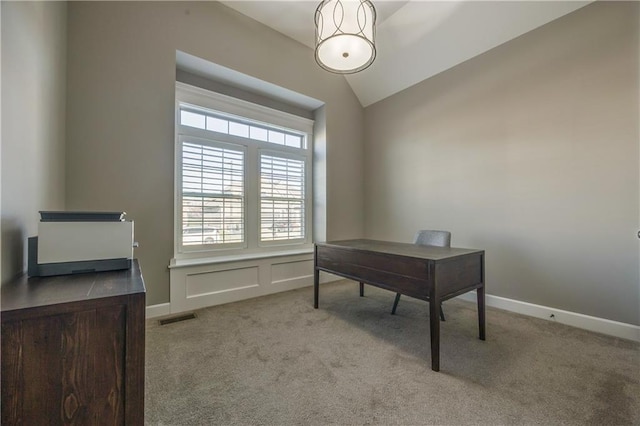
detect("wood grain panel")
(21, 315), (64, 424)
(436, 254), (483, 297)
(94, 305), (126, 424)
(124, 293), (146, 425)
(1, 321), (24, 424)
(317, 246), (429, 279)
(61, 310), (95, 424)
(317, 245), (431, 299)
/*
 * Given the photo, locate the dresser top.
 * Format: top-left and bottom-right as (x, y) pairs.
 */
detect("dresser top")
(1, 259), (145, 313)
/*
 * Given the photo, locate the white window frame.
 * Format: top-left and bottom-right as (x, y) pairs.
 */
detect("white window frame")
(174, 82), (314, 261)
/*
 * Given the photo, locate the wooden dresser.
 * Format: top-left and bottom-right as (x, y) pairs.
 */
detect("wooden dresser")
(1, 260), (146, 425)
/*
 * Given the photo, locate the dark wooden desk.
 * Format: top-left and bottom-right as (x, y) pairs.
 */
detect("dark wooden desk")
(1, 260), (146, 424)
(314, 239), (485, 371)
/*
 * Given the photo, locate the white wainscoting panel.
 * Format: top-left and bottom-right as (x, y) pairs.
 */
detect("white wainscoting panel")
(186, 266), (259, 298)
(272, 259), (313, 282)
(170, 253), (315, 314)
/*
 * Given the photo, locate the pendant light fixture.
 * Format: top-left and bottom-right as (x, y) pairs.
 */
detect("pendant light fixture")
(314, 0), (377, 74)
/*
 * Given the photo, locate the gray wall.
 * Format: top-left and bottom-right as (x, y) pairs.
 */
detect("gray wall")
(1, 1), (67, 283)
(364, 1), (639, 325)
(66, 1), (364, 305)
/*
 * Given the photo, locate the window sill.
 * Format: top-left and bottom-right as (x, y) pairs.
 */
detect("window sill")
(169, 247), (314, 269)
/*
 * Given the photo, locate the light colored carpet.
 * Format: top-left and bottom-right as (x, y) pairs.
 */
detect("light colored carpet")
(145, 280), (640, 425)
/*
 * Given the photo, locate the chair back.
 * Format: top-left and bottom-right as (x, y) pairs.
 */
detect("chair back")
(413, 230), (451, 248)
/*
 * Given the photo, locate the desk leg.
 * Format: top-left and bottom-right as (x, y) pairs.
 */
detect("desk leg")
(429, 297), (440, 372)
(314, 267), (319, 309)
(477, 286), (485, 340)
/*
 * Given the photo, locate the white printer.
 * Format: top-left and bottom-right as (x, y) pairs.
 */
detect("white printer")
(28, 211), (135, 277)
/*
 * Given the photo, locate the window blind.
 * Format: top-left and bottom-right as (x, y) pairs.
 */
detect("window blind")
(260, 154), (305, 241)
(182, 141), (244, 245)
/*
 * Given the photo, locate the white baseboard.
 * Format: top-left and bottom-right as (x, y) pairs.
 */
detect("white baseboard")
(146, 303), (171, 319)
(457, 293), (640, 342)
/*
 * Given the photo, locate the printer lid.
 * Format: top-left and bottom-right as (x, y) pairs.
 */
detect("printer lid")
(39, 211), (126, 222)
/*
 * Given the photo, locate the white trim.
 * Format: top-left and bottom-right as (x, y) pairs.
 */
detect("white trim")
(169, 247), (314, 268)
(146, 303), (171, 319)
(175, 51), (324, 111)
(176, 82), (314, 132)
(170, 252), (314, 314)
(457, 293), (640, 342)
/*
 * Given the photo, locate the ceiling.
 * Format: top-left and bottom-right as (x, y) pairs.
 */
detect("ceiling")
(221, 1), (592, 107)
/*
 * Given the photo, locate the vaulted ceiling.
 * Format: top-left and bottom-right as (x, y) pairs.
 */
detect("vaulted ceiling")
(220, 1), (591, 107)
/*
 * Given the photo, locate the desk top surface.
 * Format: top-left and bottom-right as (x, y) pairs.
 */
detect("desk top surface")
(1, 259), (145, 313)
(317, 239), (483, 261)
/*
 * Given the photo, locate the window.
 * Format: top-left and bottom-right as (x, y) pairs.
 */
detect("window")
(179, 107), (305, 149)
(175, 83), (313, 257)
(260, 154), (305, 242)
(181, 141), (244, 246)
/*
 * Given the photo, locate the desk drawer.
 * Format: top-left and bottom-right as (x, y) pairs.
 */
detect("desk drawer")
(316, 245), (431, 299)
